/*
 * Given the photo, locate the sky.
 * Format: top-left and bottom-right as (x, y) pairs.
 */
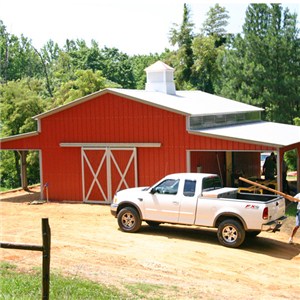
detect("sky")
(1, 0), (299, 55)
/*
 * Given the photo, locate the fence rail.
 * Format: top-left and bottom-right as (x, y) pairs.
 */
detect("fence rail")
(0, 218), (51, 300)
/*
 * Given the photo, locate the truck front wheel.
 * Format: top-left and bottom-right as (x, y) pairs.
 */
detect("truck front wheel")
(117, 207), (141, 233)
(217, 219), (245, 248)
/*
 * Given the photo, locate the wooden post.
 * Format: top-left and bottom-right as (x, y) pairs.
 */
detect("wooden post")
(239, 177), (300, 202)
(0, 218), (51, 300)
(18, 150), (28, 191)
(42, 218), (51, 300)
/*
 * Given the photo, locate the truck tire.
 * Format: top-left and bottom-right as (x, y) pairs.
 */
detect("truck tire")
(217, 219), (245, 248)
(117, 207), (141, 233)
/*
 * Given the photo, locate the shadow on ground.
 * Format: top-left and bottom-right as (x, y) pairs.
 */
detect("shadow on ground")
(138, 224), (300, 260)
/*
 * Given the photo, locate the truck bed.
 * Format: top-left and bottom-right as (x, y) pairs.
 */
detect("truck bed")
(236, 192), (280, 202)
(202, 187), (280, 203)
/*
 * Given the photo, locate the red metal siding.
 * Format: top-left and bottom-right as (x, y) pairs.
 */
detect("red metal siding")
(1, 92), (275, 201)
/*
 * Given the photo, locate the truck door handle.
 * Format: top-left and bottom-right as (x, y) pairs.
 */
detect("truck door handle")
(138, 198), (143, 201)
(172, 201), (179, 205)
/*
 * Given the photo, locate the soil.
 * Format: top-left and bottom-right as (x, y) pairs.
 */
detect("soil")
(1, 187), (299, 299)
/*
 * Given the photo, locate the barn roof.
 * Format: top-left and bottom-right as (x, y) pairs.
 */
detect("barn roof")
(191, 121), (300, 147)
(33, 88), (262, 120)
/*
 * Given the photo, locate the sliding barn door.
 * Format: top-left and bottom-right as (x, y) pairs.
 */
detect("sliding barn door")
(82, 148), (137, 203)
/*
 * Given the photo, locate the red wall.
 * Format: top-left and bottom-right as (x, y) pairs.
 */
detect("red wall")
(1, 92), (273, 201)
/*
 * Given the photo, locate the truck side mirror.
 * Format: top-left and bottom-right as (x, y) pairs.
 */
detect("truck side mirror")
(150, 188), (156, 194)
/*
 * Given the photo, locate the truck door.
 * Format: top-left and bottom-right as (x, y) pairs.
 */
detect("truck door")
(177, 179), (198, 224)
(142, 179), (180, 223)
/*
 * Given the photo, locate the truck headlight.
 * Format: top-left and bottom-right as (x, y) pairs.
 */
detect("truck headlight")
(113, 196), (118, 203)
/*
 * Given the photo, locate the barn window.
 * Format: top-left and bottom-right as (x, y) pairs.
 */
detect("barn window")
(189, 111), (261, 130)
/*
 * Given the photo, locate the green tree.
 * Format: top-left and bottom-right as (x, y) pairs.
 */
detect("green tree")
(191, 35), (223, 93)
(202, 4), (229, 39)
(53, 69), (120, 106)
(169, 3), (195, 89)
(191, 4), (229, 93)
(0, 78), (48, 188)
(0, 21), (44, 82)
(99, 47), (135, 89)
(217, 4), (299, 124)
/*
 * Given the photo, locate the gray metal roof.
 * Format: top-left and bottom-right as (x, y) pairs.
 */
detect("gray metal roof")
(109, 88), (262, 116)
(34, 88), (262, 120)
(191, 121), (300, 147)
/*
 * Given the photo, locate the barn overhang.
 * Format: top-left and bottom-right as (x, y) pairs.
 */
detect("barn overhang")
(189, 121), (300, 149)
(0, 131), (39, 146)
(189, 120), (300, 192)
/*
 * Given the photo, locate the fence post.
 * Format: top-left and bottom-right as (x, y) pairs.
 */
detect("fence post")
(42, 218), (51, 300)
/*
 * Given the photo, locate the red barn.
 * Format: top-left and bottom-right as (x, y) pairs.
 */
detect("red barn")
(1, 61), (300, 202)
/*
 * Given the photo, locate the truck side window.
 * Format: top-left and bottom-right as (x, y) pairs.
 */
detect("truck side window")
(152, 179), (179, 195)
(183, 180), (196, 197)
(202, 176), (222, 192)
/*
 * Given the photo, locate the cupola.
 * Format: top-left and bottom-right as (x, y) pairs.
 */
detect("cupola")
(145, 61), (176, 95)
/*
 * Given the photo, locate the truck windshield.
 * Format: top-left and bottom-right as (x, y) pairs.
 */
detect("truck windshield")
(202, 176), (222, 192)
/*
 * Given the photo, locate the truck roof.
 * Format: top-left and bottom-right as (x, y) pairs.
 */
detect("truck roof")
(163, 173), (218, 180)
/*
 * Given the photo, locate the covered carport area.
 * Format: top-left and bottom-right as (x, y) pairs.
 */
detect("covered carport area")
(188, 121), (300, 193)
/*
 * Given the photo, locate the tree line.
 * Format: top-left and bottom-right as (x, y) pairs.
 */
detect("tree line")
(0, 3), (299, 189)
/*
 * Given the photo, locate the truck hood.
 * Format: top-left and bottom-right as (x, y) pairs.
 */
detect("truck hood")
(116, 186), (149, 197)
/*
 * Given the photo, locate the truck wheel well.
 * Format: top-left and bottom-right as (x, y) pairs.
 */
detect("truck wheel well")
(215, 215), (246, 229)
(117, 202), (142, 218)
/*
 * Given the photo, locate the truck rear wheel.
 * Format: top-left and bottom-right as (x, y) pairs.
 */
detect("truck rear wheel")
(117, 207), (141, 233)
(217, 219), (245, 248)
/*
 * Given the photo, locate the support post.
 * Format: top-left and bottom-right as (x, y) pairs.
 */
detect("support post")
(18, 150), (28, 191)
(42, 218), (51, 300)
(0, 218), (51, 300)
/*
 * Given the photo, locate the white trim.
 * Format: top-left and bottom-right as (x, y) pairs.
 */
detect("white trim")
(186, 150), (191, 172)
(106, 149), (112, 201)
(39, 150), (43, 200)
(60, 142), (161, 148)
(81, 148), (85, 202)
(37, 119), (41, 132)
(134, 148), (138, 187)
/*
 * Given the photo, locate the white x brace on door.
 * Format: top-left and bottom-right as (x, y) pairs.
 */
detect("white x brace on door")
(82, 147), (137, 203)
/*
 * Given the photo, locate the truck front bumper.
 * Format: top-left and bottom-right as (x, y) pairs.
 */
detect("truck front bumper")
(262, 216), (287, 232)
(110, 203), (118, 217)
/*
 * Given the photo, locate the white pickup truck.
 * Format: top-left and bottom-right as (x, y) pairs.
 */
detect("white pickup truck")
(110, 173), (286, 247)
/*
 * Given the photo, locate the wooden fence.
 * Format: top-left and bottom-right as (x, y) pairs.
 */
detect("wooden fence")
(0, 218), (51, 300)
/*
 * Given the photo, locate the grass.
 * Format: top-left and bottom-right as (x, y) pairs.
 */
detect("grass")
(0, 262), (175, 300)
(286, 201), (298, 217)
(0, 262), (124, 300)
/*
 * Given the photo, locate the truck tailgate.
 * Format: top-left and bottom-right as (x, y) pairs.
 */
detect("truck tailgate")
(267, 196), (285, 221)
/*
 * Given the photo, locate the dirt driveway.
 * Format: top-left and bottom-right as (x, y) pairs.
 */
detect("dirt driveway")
(1, 188), (299, 299)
